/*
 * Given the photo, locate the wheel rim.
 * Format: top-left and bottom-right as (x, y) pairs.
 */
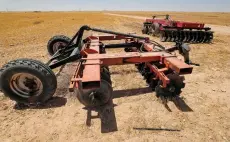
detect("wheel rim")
(53, 42), (67, 53)
(10, 73), (43, 98)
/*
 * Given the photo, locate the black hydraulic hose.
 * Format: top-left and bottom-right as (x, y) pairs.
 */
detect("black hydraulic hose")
(75, 25), (91, 51)
(62, 31), (79, 52)
(104, 43), (138, 48)
(69, 25), (163, 51)
(90, 27), (148, 40)
(89, 26), (166, 51)
(62, 25), (90, 52)
(149, 40), (166, 51)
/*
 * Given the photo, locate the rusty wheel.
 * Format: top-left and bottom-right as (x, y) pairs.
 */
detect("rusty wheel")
(10, 73), (43, 98)
(0, 59), (57, 104)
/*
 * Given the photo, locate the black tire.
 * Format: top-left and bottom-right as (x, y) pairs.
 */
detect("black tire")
(0, 59), (57, 104)
(101, 66), (111, 77)
(146, 74), (158, 91)
(76, 79), (113, 107)
(142, 22), (152, 34)
(160, 31), (167, 42)
(47, 35), (71, 56)
(152, 23), (160, 35)
(142, 25), (147, 34)
(101, 71), (112, 85)
(103, 66), (110, 72)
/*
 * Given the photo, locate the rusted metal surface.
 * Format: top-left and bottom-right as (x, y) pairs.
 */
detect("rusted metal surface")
(146, 63), (169, 88)
(70, 34), (192, 90)
(82, 59), (101, 89)
(82, 36), (101, 89)
(81, 51), (191, 75)
(143, 42), (154, 51)
(69, 62), (82, 92)
(164, 57), (193, 74)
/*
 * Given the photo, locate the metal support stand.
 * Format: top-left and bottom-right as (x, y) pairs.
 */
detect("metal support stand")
(85, 100), (118, 133)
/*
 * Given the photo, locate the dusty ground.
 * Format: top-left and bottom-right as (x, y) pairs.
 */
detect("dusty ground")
(0, 12), (230, 142)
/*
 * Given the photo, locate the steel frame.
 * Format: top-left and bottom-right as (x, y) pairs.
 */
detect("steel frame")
(51, 26), (193, 92)
(44, 25), (192, 93)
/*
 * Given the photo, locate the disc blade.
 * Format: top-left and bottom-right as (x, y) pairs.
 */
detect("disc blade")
(183, 31), (187, 42)
(199, 31), (204, 43)
(165, 31), (171, 42)
(160, 31), (167, 42)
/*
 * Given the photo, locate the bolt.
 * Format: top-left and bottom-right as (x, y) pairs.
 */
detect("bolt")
(169, 86), (175, 92)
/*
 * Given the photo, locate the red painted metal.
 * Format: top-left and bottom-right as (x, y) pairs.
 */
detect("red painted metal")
(146, 18), (205, 29)
(82, 61), (101, 89)
(163, 57), (193, 75)
(146, 63), (169, 88)
(175, 21), (204, 29)
(146, 19), (172, 27)
(81, 36), (101, 89)
(143, 15), (213, 43)
(69, 34), (193, 91)
(81, 52), (177, 65)
(69, 62), (82, 92)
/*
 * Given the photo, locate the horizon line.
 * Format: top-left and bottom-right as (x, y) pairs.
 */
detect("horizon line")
(0, 10), (230, 13)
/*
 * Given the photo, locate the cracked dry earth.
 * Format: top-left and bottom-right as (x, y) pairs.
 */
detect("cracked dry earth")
(0, 12), (230, 142)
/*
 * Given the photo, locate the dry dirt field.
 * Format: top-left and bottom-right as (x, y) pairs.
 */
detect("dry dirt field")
(0, 11), (230, 142)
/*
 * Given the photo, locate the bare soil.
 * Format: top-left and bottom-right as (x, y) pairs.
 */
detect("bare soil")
(0, 12), (230, 142)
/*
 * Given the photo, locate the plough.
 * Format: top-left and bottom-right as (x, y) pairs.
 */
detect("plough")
(0, 25), (193, 129)
(142, 14), (214, 43)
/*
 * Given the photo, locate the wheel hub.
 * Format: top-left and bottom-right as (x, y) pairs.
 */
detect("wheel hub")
(10, 73), (43, 98)
(169, 86), (176, 93)
(53, 42), (67, 53)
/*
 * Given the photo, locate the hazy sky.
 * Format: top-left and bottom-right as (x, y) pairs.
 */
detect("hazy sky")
(0, 0), (230, 12)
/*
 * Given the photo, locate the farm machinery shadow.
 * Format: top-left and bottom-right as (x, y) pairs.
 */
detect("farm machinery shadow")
(84, 87), (193, 133)
(113, 87), (193, 112)
(14, 96), (67, 110)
